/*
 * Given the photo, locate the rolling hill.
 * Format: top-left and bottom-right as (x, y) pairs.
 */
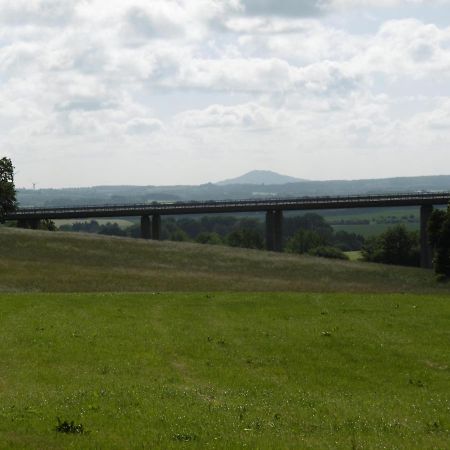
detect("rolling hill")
(216, 170), (306, 185)
(0, 227), (445, 293)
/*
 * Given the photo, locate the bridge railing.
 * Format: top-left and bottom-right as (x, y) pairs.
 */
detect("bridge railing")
(9, 191), (450, 216)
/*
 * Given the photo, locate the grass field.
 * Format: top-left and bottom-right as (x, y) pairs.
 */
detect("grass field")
(1, 292), (450, 449)
(1, 227), (450, 449)
(0, 227), (446, 293)
(344, 251), (363, 261)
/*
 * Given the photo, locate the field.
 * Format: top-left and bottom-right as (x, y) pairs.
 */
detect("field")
(1, 227), (450, 449)
(0, 227), (446, 293)
(1, 292), (450, 449)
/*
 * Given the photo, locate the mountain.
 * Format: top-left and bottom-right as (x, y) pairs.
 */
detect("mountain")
(217, 170), (306, 185)
(16, 175), (450, 207)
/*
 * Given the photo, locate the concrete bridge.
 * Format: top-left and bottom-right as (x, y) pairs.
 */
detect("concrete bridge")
(5, 192), (450, 269)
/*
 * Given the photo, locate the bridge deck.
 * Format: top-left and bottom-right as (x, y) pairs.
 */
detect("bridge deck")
(5, 192), (450, 220)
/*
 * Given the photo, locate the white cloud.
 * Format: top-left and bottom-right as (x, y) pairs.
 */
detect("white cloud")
(0, 0), (79, 26)
(0, 0), (450, 186)
(125, 118), (165, 134)
(177, 103), (281, 129)
(327, 0), (450, 9)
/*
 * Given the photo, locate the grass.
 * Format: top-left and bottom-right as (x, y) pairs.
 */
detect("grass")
(345, 251), (363, 261)
(2, 227), (450, 448)
(0, 292), (449, 449)
(0, 227), (447, 293)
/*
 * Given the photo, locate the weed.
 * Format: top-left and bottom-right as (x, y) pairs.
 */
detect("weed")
(409, 379), (425, 388)
(55, 418), (85, 434)
(173, 433), (197, 442)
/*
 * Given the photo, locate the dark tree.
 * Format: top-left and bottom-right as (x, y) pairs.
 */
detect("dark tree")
(428, 208), (450, 279)
(362, 225), (419, 267)
(227, 229), (264, 249)
(285, 229), (326, 254)
(284, 213), (334, 243)
(196, 232), (223, 245)
(308, 246), (349, 260)
(0, 157), (17, 222)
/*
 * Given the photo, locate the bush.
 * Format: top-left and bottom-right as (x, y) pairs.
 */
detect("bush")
(286, 229), (325, 254)
(362, 225), (420, 267)
(170, 229), (190, 242)
(308, 246), (349, 260)
(227, 229), (264, 249)
(429, 208), (450, 278)
(195, 232), (223, 245)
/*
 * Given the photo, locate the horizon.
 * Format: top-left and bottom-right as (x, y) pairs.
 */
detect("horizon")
(2, 1), (450, 188)
(15, 170), (450, 191)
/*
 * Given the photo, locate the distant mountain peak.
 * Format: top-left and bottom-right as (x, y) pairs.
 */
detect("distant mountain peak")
(217, 170), (307, 186)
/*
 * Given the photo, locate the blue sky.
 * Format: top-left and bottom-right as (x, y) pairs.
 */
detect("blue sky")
(1, 0), (450, 187)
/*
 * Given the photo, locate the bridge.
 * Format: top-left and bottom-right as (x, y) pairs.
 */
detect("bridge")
(5, 192), (450, 269)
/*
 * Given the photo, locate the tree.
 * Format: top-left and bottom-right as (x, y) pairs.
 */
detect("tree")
(286, 229), (325, 254)
(308, 246), (349, 260)
(362, 225), (420, 267)
(428, 207), (450, 279)
(0, 157), (17, 222)
(227, 229), (264, 249)
(284, 213), (333, 242)
(41, 219), (57, 231)
(331, 230), (365, 252)
(196, 232), (223, 245)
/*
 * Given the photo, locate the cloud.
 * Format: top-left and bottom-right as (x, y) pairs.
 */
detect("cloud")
(352, 20), (450, 78)
(327, 0), (450, 9)
(0, 0), (78, 27)
(125, 118), (165, 134)
(123, 5), (186, 41)
(177, 103), (279, 129)
(1, 0), (450, 186)
(239, 0), (323, 17)
(55, 98), (117, 112)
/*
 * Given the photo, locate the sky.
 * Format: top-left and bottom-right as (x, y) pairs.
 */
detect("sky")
(1, 0), (450, 188)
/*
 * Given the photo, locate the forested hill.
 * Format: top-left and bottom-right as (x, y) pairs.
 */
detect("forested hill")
(17, 175), (450, 207)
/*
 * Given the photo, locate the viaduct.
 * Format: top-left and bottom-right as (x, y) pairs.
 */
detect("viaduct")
(5, 192), (450, 269)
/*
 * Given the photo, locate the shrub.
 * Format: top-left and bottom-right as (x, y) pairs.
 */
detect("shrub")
(308, 246), (349, 260)
(362, 225), (420, 267)
(227, 229), (264, 249)
(195, 232), (223, 245)
(286, 229), (325, 254)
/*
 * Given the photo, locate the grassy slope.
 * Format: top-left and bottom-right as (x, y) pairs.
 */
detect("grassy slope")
(0, 227), (447, 293)
(1, 293), (449, 449)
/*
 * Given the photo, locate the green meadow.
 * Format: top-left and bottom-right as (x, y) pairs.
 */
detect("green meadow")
(1, 293), (450, 449)
(0, 227), (449, 449)
(0, 227), (445, 293)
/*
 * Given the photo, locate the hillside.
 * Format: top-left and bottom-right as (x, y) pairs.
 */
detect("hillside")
(216, 170), (305, 185)
(17, 174), (450, 207)
(0, 227), (446, 293)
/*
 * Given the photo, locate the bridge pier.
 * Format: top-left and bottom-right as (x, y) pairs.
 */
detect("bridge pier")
(152, 214), (161, 240)
(265, 211), (274, 251)
(420, 205), (433, 269)
(265, 210), (283, 252)
(274, 210), (283, 252)
(140, 215), (151, 239)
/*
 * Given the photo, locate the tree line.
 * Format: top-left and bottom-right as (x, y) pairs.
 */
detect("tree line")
(59, 214), (365, 260)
